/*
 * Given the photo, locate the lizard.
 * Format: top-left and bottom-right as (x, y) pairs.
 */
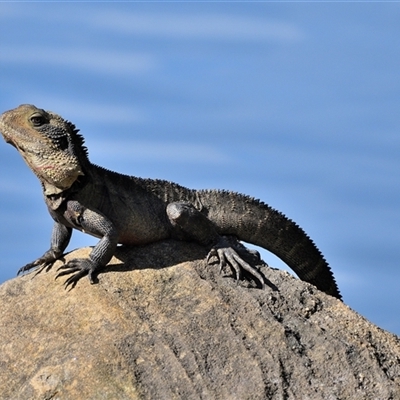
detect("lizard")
(0, 104), (341, 299)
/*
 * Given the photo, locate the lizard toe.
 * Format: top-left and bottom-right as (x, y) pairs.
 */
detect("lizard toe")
(55, 258), (96, 289)
(207, 238), (265, 289)
(17, 262), (38, 276)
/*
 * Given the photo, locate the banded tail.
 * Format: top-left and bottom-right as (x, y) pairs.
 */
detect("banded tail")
(199, 190), (341, 299)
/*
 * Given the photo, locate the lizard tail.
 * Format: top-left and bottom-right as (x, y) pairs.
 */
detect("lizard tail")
(199, 190), (341, 299)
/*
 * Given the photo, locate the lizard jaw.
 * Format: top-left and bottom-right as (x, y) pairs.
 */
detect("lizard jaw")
(0, 106), (84, 194)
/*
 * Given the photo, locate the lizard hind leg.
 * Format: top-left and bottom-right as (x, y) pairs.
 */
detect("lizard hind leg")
(166, 202), (265, 289)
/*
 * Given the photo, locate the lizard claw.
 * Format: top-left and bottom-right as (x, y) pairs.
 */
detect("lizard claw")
(207, 237), (265, 289)
(18, 261), (42, 276)
(31, 262), (56, 277)
(17, 250), (62, 277)
(56, 258), (97, 289)
(209, 247), (242, 281)
(206, 248), (227, 272)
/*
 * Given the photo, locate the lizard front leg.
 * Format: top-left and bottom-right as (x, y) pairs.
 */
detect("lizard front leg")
(166, 202), (265, 288)
(55, 201), (119, 289)
(18, 222), (72, 277)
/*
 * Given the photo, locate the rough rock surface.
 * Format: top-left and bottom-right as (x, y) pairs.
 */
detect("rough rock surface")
(0, 240), (399, 400)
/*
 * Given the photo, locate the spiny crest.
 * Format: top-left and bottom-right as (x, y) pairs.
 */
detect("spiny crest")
(64, 119), (89, 160)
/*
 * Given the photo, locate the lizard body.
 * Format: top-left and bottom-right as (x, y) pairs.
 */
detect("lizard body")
(0, 104), (341, 299)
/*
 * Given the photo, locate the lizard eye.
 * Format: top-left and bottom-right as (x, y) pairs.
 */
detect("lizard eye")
(30, 114), (46, 127)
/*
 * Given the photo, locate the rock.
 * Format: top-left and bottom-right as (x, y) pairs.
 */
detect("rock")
(0, 240), (399, 399)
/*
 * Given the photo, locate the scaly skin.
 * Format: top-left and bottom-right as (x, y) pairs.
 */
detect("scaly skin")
(0, 104), (341, 299)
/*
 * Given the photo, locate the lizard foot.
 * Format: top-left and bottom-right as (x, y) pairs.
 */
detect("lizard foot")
(17, 250), (63, 277)
(206, 236), (266, 289)
(56, 258), (98, 290)
(18, 261), (54, 277)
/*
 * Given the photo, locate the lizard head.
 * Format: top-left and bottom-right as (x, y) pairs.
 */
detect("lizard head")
(0, 104), (86, 195)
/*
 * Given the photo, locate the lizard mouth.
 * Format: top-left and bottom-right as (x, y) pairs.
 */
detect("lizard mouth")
(0, 124), (16, 147)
